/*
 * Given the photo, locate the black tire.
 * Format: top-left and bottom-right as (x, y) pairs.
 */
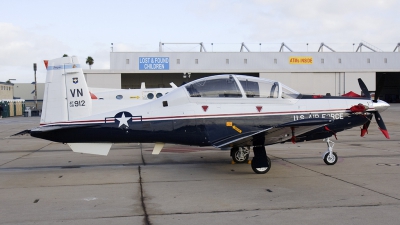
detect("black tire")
(231, 147), (249, 163)
(251, 156), (271, 174)
(323, 152), (338, 165)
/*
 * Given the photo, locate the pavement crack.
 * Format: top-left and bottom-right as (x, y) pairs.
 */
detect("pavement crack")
(0, 142), (52, 167)
(270, 154), (400, 201)
(140, 143), (146, 165)
(138, 165), (151, 225)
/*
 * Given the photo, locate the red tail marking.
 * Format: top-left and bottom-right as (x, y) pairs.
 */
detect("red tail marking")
(202, 105), (208, 112)
(256, 106), (262, 112)
(90, 92), (98, 100)
(379, 129), (390, 139)
(312, 95), (324, 98)
(43, 60), (49, 69)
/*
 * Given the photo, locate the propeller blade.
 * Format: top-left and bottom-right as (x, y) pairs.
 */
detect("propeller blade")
(358, 78), (371, 99)
(374, 76), (385, 102)
(360, 120), (371, 137)
(374, 111), (390, 139)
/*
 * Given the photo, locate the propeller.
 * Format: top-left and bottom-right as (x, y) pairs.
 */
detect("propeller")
(358, 78), (371, 99)
(357, 78), (390, 139)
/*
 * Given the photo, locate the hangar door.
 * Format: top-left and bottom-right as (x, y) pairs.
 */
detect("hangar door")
(121, 73), (259, 89)
(376, 72), (400, 103)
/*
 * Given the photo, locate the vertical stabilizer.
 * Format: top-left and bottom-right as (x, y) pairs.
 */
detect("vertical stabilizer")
(41, 56), (92, 124)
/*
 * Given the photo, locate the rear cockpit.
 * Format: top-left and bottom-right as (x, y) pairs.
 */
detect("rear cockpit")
(184, 74), (300, 99)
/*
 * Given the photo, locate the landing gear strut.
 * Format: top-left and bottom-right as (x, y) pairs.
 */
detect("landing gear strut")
(231, 147), (250, 163)
(322, 138), (338, 165)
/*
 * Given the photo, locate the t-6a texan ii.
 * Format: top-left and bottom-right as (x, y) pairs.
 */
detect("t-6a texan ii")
(28, 56), (390, 174)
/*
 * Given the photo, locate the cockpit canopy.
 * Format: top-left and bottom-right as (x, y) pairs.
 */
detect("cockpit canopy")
(185, 75), (300, 99)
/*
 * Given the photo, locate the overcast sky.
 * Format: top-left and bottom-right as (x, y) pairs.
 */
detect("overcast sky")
(1, 0), (399, 83)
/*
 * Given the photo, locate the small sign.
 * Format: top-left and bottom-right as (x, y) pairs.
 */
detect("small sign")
(139, 57), (169, 70)
(289, 57), (313, 64)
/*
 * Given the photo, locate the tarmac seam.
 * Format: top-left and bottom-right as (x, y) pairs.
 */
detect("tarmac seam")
(0, 142), (52, 167)
(139, 165), (151, 225)
(272, 154), (400, 201)
(0, 181), (139, 190)
(135, 202), (400, 216)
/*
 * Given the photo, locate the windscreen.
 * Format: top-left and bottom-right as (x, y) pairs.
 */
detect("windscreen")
(238, 77), (279, 98)
(186, 76), (242, 98)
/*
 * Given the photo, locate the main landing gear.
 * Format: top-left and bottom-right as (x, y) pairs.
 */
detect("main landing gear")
(230, 147), (250, 163)
(231, 146), (271, 174)
(322, 138), (338, 165)
(251, 145), (271, 174)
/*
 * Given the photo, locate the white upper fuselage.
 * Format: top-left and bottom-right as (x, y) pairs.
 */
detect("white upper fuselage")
(40, 74), (383, 127)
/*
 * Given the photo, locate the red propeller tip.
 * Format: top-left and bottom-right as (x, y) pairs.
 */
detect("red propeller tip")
(360, 128), (368, 137)
(379, 128), (390, 139)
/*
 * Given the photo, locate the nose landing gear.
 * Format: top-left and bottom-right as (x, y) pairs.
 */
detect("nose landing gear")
(322, 138), (338, 165)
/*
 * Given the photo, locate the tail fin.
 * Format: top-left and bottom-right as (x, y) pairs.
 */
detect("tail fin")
(40, 56), (92, 124)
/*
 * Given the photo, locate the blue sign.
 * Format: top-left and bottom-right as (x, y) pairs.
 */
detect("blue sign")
(139, 57), (169, 70)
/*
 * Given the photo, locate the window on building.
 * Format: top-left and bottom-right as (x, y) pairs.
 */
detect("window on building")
(384, 58), (387, 63)
(177, 59), (180, 64)
(226, 59), (229, 64)
(195, 59), (198, 64)
(274, 59), (277, 64)
(321, 58), (324, 64)
(244, 59), (247, 64)
(367, 58), (370, 63)
(126, 59), (129, 64)
(338, 58), (341, 63)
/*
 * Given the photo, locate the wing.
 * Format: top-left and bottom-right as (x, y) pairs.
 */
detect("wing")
(212, 118), (333, 148)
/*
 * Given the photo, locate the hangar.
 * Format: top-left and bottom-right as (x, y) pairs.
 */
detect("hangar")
(82, 42), (399, 103)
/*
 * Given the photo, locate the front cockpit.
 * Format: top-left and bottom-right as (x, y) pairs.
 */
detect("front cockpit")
(185, 74), (300, 99)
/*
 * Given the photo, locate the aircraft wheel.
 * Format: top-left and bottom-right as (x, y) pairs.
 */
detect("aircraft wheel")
(323, 152), (338, 165)
(251, 156), (271, 174)
(231, 147), (250, 163)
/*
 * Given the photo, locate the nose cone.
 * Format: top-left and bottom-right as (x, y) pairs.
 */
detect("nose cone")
(373, 100), (390, 112)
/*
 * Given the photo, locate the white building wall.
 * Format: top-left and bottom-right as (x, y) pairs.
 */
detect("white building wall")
(85, 73), (121, 89)
(111, 52), (400, 73)
(261, 72), (375, 96)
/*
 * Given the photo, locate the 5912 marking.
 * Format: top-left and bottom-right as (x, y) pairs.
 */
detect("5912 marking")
(69, 100), (85, 107)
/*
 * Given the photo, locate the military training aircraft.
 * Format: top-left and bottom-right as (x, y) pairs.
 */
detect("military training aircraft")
(27, 56), (390, 174)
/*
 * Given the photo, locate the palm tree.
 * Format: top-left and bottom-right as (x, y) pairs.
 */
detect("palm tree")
(63, 54), (68, 57)
(86, 56), (94, 69)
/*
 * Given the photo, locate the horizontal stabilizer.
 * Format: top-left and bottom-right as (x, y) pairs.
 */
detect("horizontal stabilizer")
(31, 124), (99, 133)
(67, 143), (112, 156)
(12, 130), (31, 136)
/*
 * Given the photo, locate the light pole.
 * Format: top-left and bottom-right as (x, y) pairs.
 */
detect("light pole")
(33, 63), (38, 109)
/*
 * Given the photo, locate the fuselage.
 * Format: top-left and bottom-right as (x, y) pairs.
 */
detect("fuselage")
(31, 75), (383, 148)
